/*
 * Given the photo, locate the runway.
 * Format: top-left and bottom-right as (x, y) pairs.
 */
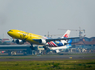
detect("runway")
(0, 53), (95, 61)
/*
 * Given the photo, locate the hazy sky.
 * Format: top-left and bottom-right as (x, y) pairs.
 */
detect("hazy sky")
(0, 0), (95, 38)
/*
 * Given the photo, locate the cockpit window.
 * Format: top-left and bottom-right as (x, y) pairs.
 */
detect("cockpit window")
(9, 30), (13, 32)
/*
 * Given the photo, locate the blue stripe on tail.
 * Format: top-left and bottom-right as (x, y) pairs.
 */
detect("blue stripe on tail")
(66, 39), (72, 48)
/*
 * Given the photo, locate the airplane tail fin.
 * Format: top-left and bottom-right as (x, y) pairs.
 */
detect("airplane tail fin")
(61, 30), (71, 38)
(61, 30), (71, 46)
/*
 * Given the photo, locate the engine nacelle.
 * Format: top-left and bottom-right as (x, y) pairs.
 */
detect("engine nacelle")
(40, 39), (46, 45)
(55, 49), (60, 53)
(42, 39), (46, 44)
(12, 39), (24, 44)
(35, 39), (46, 45)
(32, 39), (46, 45)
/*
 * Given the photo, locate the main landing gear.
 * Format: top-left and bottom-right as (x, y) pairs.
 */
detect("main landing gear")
(43, 46), (48, 50)
(30, 44), (34, 50)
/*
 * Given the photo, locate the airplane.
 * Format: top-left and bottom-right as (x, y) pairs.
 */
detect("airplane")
(46, 30), (72, 53)
(7, 29), (78, 53)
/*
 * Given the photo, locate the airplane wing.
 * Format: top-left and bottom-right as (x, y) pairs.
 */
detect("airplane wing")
(33, 37), (79, 43)
(46, 37), (79, 42)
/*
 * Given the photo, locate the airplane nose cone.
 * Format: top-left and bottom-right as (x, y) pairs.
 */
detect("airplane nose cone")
(7, 31), (10, 35)
(7, 31), (11, 36)
(7, 30), (13, 36)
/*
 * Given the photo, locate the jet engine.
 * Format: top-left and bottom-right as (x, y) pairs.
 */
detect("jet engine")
(33, 39), (46, 45)
(55, 49), (60, 53)
(41, 39), (46, 45)
(12, 39), (24, 44)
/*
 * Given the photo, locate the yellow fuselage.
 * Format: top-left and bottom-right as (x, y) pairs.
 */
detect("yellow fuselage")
(7, 29), (44, 44)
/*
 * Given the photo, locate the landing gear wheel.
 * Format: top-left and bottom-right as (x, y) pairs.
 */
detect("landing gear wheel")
(30, 45), (34, 50)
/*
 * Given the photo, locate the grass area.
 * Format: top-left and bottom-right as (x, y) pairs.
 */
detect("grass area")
(0, 53), (95, 59)
(0, 59), (95, 70)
